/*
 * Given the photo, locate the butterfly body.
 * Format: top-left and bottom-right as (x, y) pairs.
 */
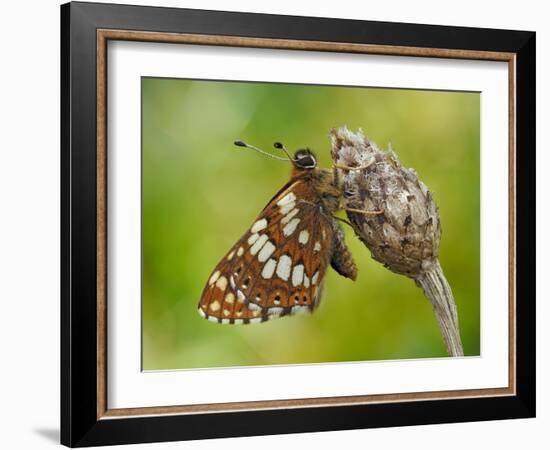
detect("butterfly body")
(198, 148), (357, 324)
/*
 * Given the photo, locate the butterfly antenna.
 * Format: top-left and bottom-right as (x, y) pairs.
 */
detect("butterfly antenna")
(273, 142), (297, 162)
(234, 140), (290, 161)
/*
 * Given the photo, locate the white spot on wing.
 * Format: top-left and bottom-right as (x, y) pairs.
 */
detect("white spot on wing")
(248, 303), (262, 312)
(283, 218), (301, 237)
(225, 292), (234, 304)
(248, 233), (259, 246)
(304, 273), (310, 288)
(198, 307), (207, 318)
(280, 201), (295, 215)
(258, 241), (276, 263)
(277, 192), (297, 216)
(298, 230), (309, 245)
(249, 318), (262, 324)
(314, 241), (321, 252)
(237, 290), (246, 303)
(208, 270), (220, 285)
(251, 218), (268, 233)
(268, 306), (284, 315)
(281, 208), (299, 225)
(215, 276), (227, 291)
(276, 255), (292, 281)
(209, 300), (221, 312)
(262, 258), (277, 279)
(313, 286), (320, 303)
(250, 234), (269, 255)
(234, 319), (244, 325)
(277, 192), (296, 206)
(291, 305), (310, 315)
(229, 275), (236, 290)
(237, 247), (244, 256)
(292, 264), (304, 287)
(312, 271), (319, 285)
(227, 250), (235, 260)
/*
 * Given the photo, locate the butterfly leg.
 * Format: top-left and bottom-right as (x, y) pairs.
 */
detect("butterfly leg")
(329, 219), (357, 281)
(345, 207), (384, 215)
(333, 160), (375, 171)
(332, 158), (374, 192)
(339, 197), (384, 215)
(298, 199), (358, 227)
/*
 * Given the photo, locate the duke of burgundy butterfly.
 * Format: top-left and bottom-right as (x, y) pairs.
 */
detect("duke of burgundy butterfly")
(197, 140), (381, 324)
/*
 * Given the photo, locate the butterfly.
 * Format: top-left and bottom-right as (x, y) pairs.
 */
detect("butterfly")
(197, 139), (378, 324)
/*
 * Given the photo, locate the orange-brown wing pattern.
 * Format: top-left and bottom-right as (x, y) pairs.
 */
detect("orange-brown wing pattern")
(198, 179), (333, 324)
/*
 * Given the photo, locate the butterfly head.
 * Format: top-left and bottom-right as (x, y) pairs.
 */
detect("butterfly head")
(292, 148), (317, 170)
(234, 140), (318, 173)
(272, 142), (317, 172)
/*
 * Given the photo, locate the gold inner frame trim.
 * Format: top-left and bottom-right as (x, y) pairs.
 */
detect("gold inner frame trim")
(96, 28), (517, 420)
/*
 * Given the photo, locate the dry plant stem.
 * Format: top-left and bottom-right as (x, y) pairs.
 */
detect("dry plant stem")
(330, 127), (465, 357)
(415, 260), (464, 357)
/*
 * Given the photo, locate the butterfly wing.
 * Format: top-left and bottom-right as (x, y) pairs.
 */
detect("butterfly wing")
(198, 178), (334, 324)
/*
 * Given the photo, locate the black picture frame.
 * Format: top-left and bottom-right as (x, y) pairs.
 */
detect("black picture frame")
(61, 1), (535, 447)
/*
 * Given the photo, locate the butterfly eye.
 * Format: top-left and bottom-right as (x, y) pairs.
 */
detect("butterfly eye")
(293, 149), (317, 169)
(300, 156), (316, 167)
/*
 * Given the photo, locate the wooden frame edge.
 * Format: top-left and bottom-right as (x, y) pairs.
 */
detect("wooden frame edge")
(100, 386), (515, 419)
(95, 28), (517, 421)
(98, 29), (515, 61)
(97, 29), (108, 419)
(508, 55), (517, 395)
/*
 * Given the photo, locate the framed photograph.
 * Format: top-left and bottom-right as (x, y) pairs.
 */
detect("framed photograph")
(60, 1), (535, 447)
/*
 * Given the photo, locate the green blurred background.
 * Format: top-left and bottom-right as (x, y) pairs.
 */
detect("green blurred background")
(142, 77), (480, 370)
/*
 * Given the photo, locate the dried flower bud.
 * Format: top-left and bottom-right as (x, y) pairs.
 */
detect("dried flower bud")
(330, 126), (441, 279)
(330, 127), (463, 356)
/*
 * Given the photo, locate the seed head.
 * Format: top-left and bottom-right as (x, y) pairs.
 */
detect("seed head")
(331, 126), (441, 278)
